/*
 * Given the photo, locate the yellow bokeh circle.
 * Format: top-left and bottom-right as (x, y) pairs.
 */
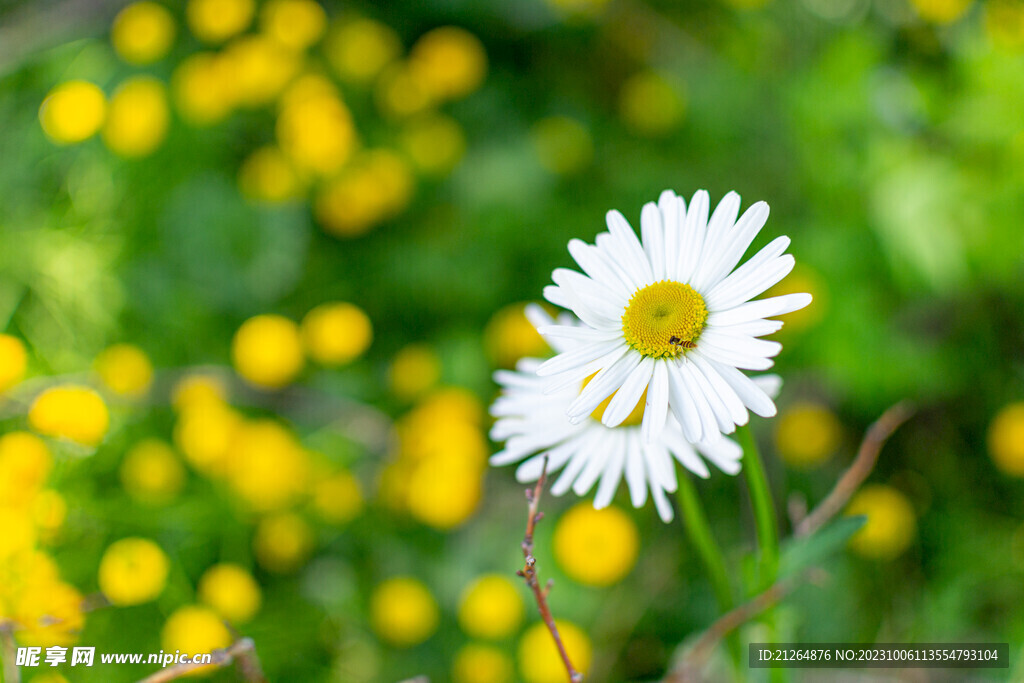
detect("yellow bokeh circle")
(518, 620), (591, 683)
(94, 342), (155, 397)
(186, 0), (255, 43)
(120, 439), (186, 504)
(98, 537), (170, 606)
(370, 576), (439, 647)
(553, 503), (639, 586)
(846, 484), (917, 561)
(0, 333), (27, 392)
(198, 563), (262, 623)
(773, 401), (842, 469)
(457, 574), (525, 639)
(301, 302), (373, 366)
(161, 605), (232, 663)
(231, 314), (305, 389)
(29, 385), (109, 447)
(453, 643), (514, 683)
(111, 2), (176, 65)
(40, 81), (107, 144)
(989, 402), (1024, 476)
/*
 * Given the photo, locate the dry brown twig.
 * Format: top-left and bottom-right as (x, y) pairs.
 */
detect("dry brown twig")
(664, 401), (915, 682)
(135, 637), (266, 683)
(518, 455), (583, 683)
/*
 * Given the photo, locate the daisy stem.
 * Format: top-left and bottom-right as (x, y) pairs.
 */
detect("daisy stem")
(737, 424), (779, 587)
(675, 475), (744, 677)
(675, 474), (733, 611)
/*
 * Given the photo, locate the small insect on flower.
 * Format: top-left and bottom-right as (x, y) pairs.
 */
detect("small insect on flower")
(668, 336), (696, 350)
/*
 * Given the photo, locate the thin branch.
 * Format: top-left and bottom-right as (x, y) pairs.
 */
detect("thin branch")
(663, 401), (914, 682)
(135, 637), (266, 683)
(796, 401), (915, 537)
(517, 456), (583, 683)
(1, 623), (20, 683)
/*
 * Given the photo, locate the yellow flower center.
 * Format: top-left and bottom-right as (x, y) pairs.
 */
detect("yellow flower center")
(582, 374), (646, 427)
(621, 280), (708, 359)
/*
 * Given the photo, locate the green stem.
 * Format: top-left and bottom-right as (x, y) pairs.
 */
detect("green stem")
(675, 474), (733, 612)
(737, 424), (779, 587)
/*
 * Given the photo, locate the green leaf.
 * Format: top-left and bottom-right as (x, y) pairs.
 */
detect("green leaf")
(779, 516), (867, 577)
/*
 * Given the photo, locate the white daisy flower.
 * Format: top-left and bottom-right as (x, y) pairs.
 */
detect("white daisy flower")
(489, 306), (781, 522)
(536, 189), (811, 444)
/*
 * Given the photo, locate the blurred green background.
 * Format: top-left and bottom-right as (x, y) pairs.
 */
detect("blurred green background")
(1, 0), (1023, 681)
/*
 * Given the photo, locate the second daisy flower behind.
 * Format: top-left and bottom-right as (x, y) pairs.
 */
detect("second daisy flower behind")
(536, 189), (811, 445)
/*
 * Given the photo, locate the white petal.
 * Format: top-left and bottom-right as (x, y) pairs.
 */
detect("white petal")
(700, 329), (783, 360)
(693, 201), (770, 292)
(573, 431), (614, 496)
(677, 190), (709, 284)
(544, 284), (619, 330)
(541, 344), (629, 395)
(690, 191), (741, 289)
(568, 238), (637, 297)
(663, 427), (710, 478)
(551, 430), (598, 496)
(676, 361), (722, 442)
(667, 361), (703, 443)
(695, 331), (777, 371)
(702, 236), (791, 309)
(536, 324), (622, 345)
(705, 254), (794, 312)
(689, 353), (748, 429)
(683, 356), (735, 434)
(708, 292), (813, 327)
(641, 202), (666, 281)
(708, 360), (777, 417)
(659, 191), (682, 281)
(594, 434), (627, 509)
(601, 357), (654, 427)
(552, 268), (627, 321)
(524, 303), (555, 331)
(537, 339), (626, 377)
(566, 351), (642, 420)
(640, 360), (670, 444)
(606, 210), (655, 285)
(697, 436), (743, 475)
(624, 434), (648, 508)
(752, 374), (783, 400)
(642, 443), (675, 522)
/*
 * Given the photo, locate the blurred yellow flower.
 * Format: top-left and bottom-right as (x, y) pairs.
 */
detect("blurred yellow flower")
(553, 503), (639, 586)
(518, 620), (591, 683)
(174, 401), (242, 476)
(457, 575), (525, 640)
(32, 490), (67, 537)
(315, 150), (414, 236)
(226, 420), (310, 511)
(300, 302), (373, 366)
(374, 63), (433, 119)
(618, 71), (685, 137)
(846, 484), (917, 561)
(910, 0), (973, 23)
(171, 373), (228, 412)
(399, 411), (487, 465)
(0, 333), (27, 392)
(94, 342), (155, 397)
(401, 113), (467, 176)
(39, 81), (106, 144)
(238, 146), (305, 202)
(98, 537), (170, 605)
(416, 387), (485, 426)
(29, 385), (109, 447)
(102, 77), (170, 158)
(111, 2), (176, 65)
(120, 439), (187, 504)
(311, 470), (363, 524)
(774, 401), (842, 469)
(989, 402), (1024, 476)
(0, 508), (36, 561)
(14, 581), (84, 647)
(198, 563), (262, 623)
(172, 52), (237, 125)
(985, 0), (1024, 48)
(453, 644), (514, 683)
(260, 0), (327, 51)
(370, 577), (439, 647)
(325, 18), (402, 83)
(187, 0), (254, 43)
(546, 0), (611, 15)
(25, 672), (70, 683)
(161, 605), (232, 661)
(388, 344), (441, 400)
(407, 451), (483, 529)
(531, 116), (593, 176)
(253, 512), (314, 573)
(277, 79), (357, 176)
(484, 303), (550, 368)
(408, 27), (487, 100)
(223, 35), (301, 107)
(231, 314), (305, 389)
(0, 432), (52, 506)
